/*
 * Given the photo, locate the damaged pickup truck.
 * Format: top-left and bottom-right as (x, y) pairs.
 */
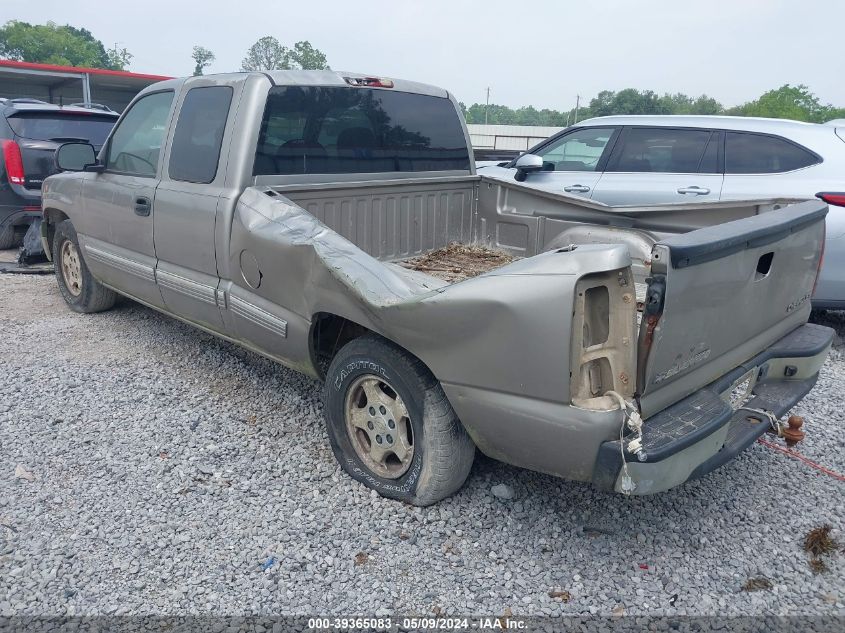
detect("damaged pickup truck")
(40, 71), (834, 505)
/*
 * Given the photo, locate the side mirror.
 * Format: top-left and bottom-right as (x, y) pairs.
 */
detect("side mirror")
(514, 153), (543, 182)
(55, 142), (101, 172)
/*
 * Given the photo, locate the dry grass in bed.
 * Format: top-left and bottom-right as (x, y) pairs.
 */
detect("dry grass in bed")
(399, 243), (515, 283)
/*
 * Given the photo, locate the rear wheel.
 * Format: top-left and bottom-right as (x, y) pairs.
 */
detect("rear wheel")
(53, 220), (117, 313)
(0, 222), (20, 250)
(323, 334), (475, 506)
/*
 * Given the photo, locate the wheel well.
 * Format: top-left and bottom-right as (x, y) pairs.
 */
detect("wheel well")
(310, 312), (370, 377)
(42, 208), (69, 258)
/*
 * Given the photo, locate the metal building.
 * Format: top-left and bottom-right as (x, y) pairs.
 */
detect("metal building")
(0, 60), (171, 112)
(467, 124), (563, 152)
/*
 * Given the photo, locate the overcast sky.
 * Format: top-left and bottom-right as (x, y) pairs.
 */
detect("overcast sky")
(4, 0), (844, 110)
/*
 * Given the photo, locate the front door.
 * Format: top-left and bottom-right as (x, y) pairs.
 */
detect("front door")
(74, 90), (176, 308)
(497, 126), (619, 197)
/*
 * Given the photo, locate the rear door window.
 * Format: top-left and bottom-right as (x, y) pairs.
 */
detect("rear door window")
(608, 127), (712, 173)
(168, 86), (233, 183)
(7, 112), (116, 146)
(725, 132), (819, 174)
(534, 127), (615, 172)
(254, 86), (471, 175)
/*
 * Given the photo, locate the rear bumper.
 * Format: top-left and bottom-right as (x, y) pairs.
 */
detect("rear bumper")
(592, 323), (834, 494)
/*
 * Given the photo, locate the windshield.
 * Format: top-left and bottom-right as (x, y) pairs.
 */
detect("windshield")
(7, 112), (117, 145)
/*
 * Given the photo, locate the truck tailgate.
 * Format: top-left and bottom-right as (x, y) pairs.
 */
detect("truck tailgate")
(637, 200), (827, 417)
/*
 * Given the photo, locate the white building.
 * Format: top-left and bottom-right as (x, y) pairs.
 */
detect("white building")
(466, 124), (564, 152)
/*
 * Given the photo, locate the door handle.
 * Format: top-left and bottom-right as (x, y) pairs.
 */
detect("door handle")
(134, 196), (152, 216)
(677, 186), (710, 195)
(564, 184), (590, 193)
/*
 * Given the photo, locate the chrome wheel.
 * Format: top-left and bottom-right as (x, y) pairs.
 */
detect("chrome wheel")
(60, 240), (83, 297)
(344, 374), (414, 479)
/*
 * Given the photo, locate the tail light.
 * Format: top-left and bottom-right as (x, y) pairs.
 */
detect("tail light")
(570, 269), (638, 410)
(2, 139), (25, 185)
(816, 192), (845, 207)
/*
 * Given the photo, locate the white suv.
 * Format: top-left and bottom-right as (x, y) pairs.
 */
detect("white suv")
(478, 115), (845, 308)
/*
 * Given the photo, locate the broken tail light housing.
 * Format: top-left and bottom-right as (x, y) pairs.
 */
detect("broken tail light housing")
(344, 76), (395, 88)
(2, 139), (25, 185)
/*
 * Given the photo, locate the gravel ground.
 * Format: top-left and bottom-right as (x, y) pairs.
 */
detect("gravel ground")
(0, 258), (843, 618)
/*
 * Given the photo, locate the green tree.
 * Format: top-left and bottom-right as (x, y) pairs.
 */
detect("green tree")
(589, 88), (670, 116)
(191, 46), (215, 76)
(730, 84), (838, 123)
(241, 36), (287, 71)
(658, 93), (723, 115)
(0, 20), (130, 70)
(106, 44), (133, 71)
(241, 36), (328, 71)
(460, 86), (843, 127)
(285, 41), (329, 70)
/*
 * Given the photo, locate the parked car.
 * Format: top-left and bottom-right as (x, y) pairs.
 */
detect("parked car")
(0, 98), (118, 249)
(478, 115), (845, 308)
(41, 73), (832, 505)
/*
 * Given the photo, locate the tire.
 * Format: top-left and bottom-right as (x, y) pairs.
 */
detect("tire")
(53, 219), (117, 313)
(323, 334), (475, 506)
(0, 222), (19, 250)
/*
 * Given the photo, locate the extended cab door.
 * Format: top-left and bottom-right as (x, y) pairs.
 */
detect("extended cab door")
(498, 126), (619, 197)
(153, 83), (237, 332)
(591, 127), (723, 205)
(75, 90), (175, 308)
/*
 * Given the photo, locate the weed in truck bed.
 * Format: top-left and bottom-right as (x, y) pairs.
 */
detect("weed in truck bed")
(399, 242), (515, 282)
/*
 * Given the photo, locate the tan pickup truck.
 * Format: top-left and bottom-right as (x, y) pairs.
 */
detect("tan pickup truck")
(41, 71), (833, 505)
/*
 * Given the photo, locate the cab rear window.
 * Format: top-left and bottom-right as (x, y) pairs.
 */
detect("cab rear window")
(254, 86), (470, 175)
(7, 112), (116, 146)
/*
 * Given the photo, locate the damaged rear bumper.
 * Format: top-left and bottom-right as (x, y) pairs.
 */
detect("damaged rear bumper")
(592, 323), (834, 495)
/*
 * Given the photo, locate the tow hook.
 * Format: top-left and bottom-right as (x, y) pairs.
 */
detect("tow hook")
(779, 415), (806, 447)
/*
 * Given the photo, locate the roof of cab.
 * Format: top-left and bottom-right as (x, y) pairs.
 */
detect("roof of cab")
(136, 70), (450, 100)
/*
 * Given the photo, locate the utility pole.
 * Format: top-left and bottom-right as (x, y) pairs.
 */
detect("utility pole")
(574, 94), (580, 124)
(485, 87), (491, 125)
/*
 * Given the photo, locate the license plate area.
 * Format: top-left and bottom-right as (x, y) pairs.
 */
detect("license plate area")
(721, 367), (758, 410)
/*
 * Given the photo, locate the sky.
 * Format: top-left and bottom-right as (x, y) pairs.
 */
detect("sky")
(3, 0), (844, 111)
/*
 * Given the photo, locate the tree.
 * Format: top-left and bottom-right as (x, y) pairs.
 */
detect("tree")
(0, 20), (130, 70)
(241, 36), (288, 71)
(106, 44), (133, 71)
(191, 46), (215, 76)
(729, 84), (839, 123)
(241, 36), (329, 71)
(460, 86), (843, 127)
(285, 41), (329, 70)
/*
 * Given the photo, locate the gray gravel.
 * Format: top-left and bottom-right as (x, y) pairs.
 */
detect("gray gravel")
(1, 268), (844, 618)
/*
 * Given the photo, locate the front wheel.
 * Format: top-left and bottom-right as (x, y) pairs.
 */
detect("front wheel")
(53, 220), (117, 313)
(323, 334), (475, 506)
